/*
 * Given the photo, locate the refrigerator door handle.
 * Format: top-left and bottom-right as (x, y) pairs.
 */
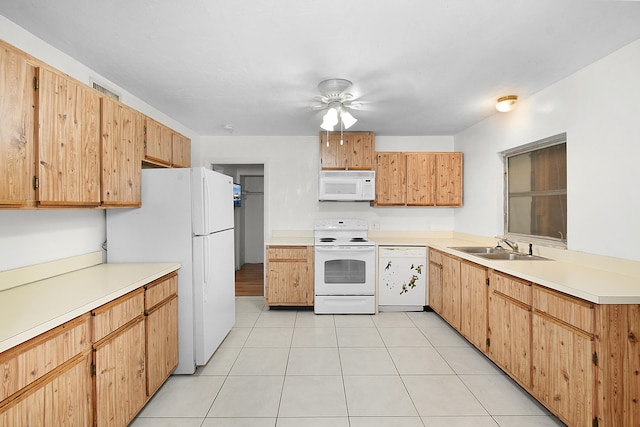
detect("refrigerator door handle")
(204, 239), (210, 298)
(202, 176), (210, 233)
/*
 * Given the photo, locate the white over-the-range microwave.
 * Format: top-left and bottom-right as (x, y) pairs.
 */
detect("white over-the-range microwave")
(318, 170), (376, 201)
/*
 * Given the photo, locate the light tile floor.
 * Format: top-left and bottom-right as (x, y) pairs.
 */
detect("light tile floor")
(131, 297), (566, 427)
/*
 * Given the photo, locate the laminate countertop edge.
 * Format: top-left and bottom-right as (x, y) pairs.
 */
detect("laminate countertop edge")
(0, 262), (181, 354)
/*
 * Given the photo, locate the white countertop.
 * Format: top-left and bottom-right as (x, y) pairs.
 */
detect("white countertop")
(0, 262), (180, 353)
(375, 236), (640, 305)
(268, 231), (640, 305)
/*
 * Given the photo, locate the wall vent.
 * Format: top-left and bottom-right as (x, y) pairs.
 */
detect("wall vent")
(92, 82), (120, 101)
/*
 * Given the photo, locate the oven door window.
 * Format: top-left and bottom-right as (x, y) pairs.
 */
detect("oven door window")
(324, 259), (366, 284)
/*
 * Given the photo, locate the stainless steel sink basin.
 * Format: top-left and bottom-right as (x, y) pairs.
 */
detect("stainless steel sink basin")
(449, 246), (550, 261)
(449, 246), (505, 254)
(475, 252), (549, 261)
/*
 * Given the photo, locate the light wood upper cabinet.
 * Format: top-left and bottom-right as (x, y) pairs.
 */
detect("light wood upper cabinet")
(100, 97), (142, 207)
(375, 152), (406, 205)
(144, 117), (172, 167)
(0, 42), (36, 208)
(320, 131), (375, 170)
(171, 132), (191, 168)
(36, 67), (101, 207)
(375, 152), (462, 207)
(436, 152), (463, 206)
(460, 260), (488, 352)
(266, 246), (314, 306)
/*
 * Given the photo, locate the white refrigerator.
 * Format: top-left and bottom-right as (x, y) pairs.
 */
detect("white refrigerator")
(106, 167), (235, 374)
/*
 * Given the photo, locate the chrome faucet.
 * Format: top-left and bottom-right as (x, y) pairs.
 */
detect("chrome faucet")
(498, 238), (518, 252)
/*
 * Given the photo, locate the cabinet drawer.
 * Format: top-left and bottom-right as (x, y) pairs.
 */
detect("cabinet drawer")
(145, 273), (178, 310)
(267, 246), (310, 261)
(490, 271), (531, 305)
(532, 285), (594, 334)
(0, 314), (90, 402)
(92, 289), (144, 342)
(429, 249), (443, 265)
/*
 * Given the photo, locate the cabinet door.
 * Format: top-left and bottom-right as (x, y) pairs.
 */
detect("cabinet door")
(146, 295), (178, 396)
(0, 43), (37, 208)
(94, 317), (146, 427)
(144, 117), (172, 166)
(488, 272), (532, 388)
(345, 132), (374, 170)
(171, 133), (191, 168)
(428, 259), (443, 314)
(0, 353), (93, 427)
(436, 152), (463, 206)
(441, 254), (461, 330)
(36, 68), (101, 207)
(406, 153), (436, 206)
(266, 246), (313, 306)
(375, 152), (406, 205)
(532, 311), (595, 426)
(100, 97), (142, 207)
(319, 132), (347, 169)
(460, 261), (488, 351)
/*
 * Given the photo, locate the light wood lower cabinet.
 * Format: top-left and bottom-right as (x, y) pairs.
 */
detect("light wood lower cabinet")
(266, 245), (314, 306)
(0, 315), (93, 426)
(93, 289), (146, 427)
(532, 285), (595, 427)
(145, 274), (179, 396)
(428, 249), (443, 314)
(487, 270), (532, 388)
(459, 261), (488, 351)
(440, 252), (461, 330)
(0, 272), (179, 427)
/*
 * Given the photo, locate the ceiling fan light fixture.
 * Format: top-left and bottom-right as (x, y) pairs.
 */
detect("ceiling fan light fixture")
(340, 110), (357, 129)
(496, 95), (518, 112)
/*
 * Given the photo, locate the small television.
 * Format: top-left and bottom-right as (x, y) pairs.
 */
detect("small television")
(233, 183), (241, 207)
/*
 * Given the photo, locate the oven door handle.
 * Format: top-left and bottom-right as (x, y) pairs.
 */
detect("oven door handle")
(315, 245), (375, 252)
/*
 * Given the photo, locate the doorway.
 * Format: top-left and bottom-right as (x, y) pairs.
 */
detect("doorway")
(212, 163), (265, 296)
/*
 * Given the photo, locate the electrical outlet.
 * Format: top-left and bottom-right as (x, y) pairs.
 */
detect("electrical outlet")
(370, 221), (380, 230)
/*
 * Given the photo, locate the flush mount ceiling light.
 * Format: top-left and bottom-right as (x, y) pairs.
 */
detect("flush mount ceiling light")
(496, 95), (518, 112)
(312, 78), (362, 131)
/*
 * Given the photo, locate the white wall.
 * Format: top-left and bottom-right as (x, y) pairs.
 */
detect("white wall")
(197, 135), (457, 239)
(0, 16), (198, 270)
(454, 39), (640, 262)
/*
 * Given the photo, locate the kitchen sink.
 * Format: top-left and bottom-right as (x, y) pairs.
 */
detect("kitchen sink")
(449, 246), (550, 261)
(449, 246), (506, 254)
(475, 252), (549, 261)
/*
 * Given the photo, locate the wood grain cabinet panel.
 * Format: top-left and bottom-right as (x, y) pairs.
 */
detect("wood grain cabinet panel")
(440, 253), (461, 330)
(0, 42), (36, 208)
(487, 270), (532, 388)
(375, 152), (406, 205)
(266, 246), (314, 306)
(374, 152), (462, 206)
(94, 316), (146, 427)
(92, 288), (144, 342)
(0, 352), (93, 427)
(145, 273), (179, 396)
(171, 132), (191, 168)
(100, 97), (143, 207)
(428, 249), (443, 314)
(36, 68), (101, 207)
(460, 260), (488, 351)
(320, 131), (374, 170)
(144, 117), (172, 167)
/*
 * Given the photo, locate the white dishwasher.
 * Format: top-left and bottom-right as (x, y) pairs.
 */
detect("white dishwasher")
(378, 246), (427, 311)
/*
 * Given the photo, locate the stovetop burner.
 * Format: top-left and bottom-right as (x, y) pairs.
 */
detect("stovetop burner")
(350, 237), (367, 242)
(319, 237), (336, 242)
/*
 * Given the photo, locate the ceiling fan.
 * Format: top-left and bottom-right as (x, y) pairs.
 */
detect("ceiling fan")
(311, 78), (363, 131)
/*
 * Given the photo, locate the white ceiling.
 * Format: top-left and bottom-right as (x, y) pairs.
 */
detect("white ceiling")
(2, 0), (640, 136)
